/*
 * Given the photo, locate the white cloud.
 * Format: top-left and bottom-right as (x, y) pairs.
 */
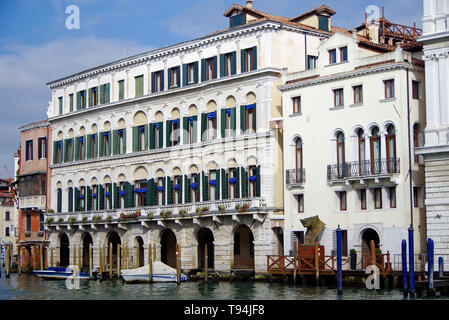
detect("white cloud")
(0, 37), (154, 176)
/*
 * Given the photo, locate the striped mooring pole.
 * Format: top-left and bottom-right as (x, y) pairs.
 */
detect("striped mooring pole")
(401, 240), (408, 298)
(408, 226), (415, 297)
(427, 238), (435, 297)
(336, 226), (342, 296)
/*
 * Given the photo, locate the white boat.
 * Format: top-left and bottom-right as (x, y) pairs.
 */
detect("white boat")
(120, 261), (188, 283)
(33, 267), (93, 280)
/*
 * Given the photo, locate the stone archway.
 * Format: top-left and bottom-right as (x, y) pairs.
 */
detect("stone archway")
(82, 232), (93, 270)
(161, 229), (177, 268)
(135, 236), (144, 268)
(361, 228), (380, 267)
(59, 233), (70, 267)
(233, 225), (254, 270)
(197, 228), (214, 270)
(106, 231), (122, 270)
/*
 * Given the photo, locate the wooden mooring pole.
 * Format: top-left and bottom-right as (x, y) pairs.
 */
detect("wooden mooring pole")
(427, 238), (435, 297)
(117, 244), (121, 279)
(314, 241), (319, 285)
(401, 240), (408, 298)
(89, 244), (92, 279)
(148, 244), (153, 283)
(109, 243), (113, 279)
(336, 227), (343, 296)
(204, 244), (208, 282)
(40, 244), (44, 270)
(176, 244), (181, 285)
(153, 243), (156, 261)
(293, 241), (297, 284)
(18, 247), (21, 274)
(50, 248), (53, 268)
(5, 245), (10, 278)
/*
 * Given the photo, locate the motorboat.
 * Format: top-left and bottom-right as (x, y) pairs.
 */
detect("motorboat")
(120, 261), (188, 283)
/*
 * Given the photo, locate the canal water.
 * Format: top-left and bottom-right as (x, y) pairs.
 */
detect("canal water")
(0, 272), (445, 300)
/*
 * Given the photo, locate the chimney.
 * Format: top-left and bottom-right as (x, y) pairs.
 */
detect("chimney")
(246, 0), (253, 9)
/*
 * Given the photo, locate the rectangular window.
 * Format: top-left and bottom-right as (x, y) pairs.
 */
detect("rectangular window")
(169, 67), (179, 88)
(293, 96), (301, 114)
(135, 181), (146, 207)
(191, 174), (198, 203)
(209, 170), (217, 201)
(246, 108), (255, 133)
(39, 213), (44, 232)
(157, 178), (164, 206)
(26, 140), (33, 161)
(225, 53), (233, 76)
(297, 194), (304, 213)
(118, 80), (125, 100)
(389, 187), (396, 208)
(105, 184), (111, 210)
(155, 125), (160, 149)
(412, 80), (420, 100)
(413, 187), (419, 208)
(188, 63), (196, 84)
(138, 125), (145, 151)
(329, 49), (337, 64)
(135, 75), (144, 97)
(58, 96), (63, 114)
(207, 115), (216, 141)
(67, 139), (73, 162)
(242, 47), (257, 72)
(340, 47), (348, 62)
(384, 79), (395, 99)
(120, 182), (125, 209)
(206, 58), (215, 81)
(100, 83), (110, 104)
(174, 176), (182, 205)
(89, 87), (98, 107)
(353, 85), (363, 104)
(5, 211), (10, 221)
(153, 71), (163, 93)
(339, 191), (347, 211)
(26, 214), (31, 232)
(92, 185), (98, 211)
(224, 110), (232, 138)
(78, 90), (86, 109)
(171, 120), (179, 146)
(360, 189), (367, 210)
(118, 129), (125, 155)
(229, 168), (237, 199)
(69, 94), (74, 112)
(374, 188), (382, 209)
(307, 55), (317, 70)
(38, 137), (47, 159)
(334, 88), (344, 107)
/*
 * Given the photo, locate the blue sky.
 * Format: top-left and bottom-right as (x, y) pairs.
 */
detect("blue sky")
(0, 0), (423, 178)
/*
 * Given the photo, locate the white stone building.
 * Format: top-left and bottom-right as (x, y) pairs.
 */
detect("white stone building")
(279, 20), (426, 267)
(416, 0), (449, 266)
(44, 2), (338, 274)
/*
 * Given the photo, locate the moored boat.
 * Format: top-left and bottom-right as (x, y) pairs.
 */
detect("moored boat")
(33, 267), (93, 280)
(121, 261), (188, 283)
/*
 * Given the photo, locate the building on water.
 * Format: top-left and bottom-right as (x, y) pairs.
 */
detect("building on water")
(44, 1), (340, 274)
(278, 14), (426, 266)
(416, 0), (449, 268)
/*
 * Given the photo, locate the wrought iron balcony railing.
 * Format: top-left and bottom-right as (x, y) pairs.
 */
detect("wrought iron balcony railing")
(286, 168), (306, 186)
(327, 158), (400, 181)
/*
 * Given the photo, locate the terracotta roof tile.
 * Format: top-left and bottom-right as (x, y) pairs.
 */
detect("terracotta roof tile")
(355, 59), (396, 70)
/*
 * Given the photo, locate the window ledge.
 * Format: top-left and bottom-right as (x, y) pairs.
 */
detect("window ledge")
(349, 103), (364, 108)
(289, 113), (303, 118)
(329, 106), (345, 111)
(326, 60), (349, 67)
(379, 97), (396, 103)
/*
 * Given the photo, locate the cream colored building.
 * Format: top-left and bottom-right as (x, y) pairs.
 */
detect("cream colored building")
(44, 2), (338, 274)
(279, 24), (426, 265)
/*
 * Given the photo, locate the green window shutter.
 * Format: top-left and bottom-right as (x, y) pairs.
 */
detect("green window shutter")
(222, 169), (228, 199)
(113, 130), (118, 155)
(241, 167), (248, 198)
(220, 54), (225, 77)
(240, 105), (246, 134)
(74, 188), (80, 211)
(63, 140), (68, 162)
(168, 69), (172, 88)
(201, 113), (207, 142)
(75, 137), (80, 161)
(151, 179), (157, 206)
(194, 62), (199, 84)
(192, 116), (198, 143)
(318, 15), (329, 31)
(144, 124), (149, 150)
(57, 189), (62, 213)
(76, 92), (81, 110)
(99, 185), (105, 210)
(69, 94), (73, 112)
(167, 177), (173, 205)
(221, 109), (226, 138)
(235, 167), (240, 199)
(99, 132), (104, 157)
(68, 187), (73, 212)
(256, 165), (261, 197)
(93, 134), (98, 158)
(177, 66), (181, 88)
(213, 56), (218, 79)
(166, 120), (172, 147)
(183, 117), (188, 145)
(145, 180), (152, 206)
(158, 122), (164, 148)
(202, 171), (208, 202)
(241, 49), (246, 73)
(132, 126), (138, 152)
(123, 130), (127, 154)
(86, 135), (92, 159)
(87, 186), (92, 211)
(88, 88), (93, 107)
(184, 176), (191, 203)
(119, 80), (124, 100)
(125, 182), (133, 208)
(215, 170), (220, 200)
(252, 46), (257, 70)
(253, 103), (257, 133)
(232, 51), (237, 75)
(179, 176), (183, 203)
(201, 59), (206, 82)
(231, 107), (236, 136)
(182, 64), (188, 86)
(53, 141), (58, 164)
(135, 75), (143, 97)
(81, 136), (86, 160)
(149, 123), (155, 150)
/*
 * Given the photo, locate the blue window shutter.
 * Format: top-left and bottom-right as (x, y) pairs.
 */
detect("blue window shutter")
(194, 62), (199, 84)
(241, 49), (246, 73)
(182, 64), (188, 86)
(168, 68), (172, 88)
(177, 66), (181, 87)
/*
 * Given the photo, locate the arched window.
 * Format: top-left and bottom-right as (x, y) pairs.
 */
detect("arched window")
(413, 124), (422, 164)
(386, 125), (397, 172)
(295, 137), (304, 183)
(357, 129), (366, 175)
(370, 127), (381, 174)
(336, 132), (345, 178)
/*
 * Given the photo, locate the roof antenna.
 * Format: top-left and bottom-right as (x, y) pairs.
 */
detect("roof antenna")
(246, 0), (253, 9)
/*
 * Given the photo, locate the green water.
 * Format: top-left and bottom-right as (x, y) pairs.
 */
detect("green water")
(0, 272), (445, 300)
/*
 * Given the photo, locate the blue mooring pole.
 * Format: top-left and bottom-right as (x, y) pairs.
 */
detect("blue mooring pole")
(439, 257), (444, 278)
(408, 226), (415, 297)
(428, 238), (434, 296)
(401, 240), (408, 297)
(336, 226), (342, 296)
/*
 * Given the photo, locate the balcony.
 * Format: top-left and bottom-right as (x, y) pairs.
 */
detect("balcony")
(327, 159), (400, 181)
(286, 168), (306, 186)
(19, 195), (46, 210)
(45, 197), (269, 229)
